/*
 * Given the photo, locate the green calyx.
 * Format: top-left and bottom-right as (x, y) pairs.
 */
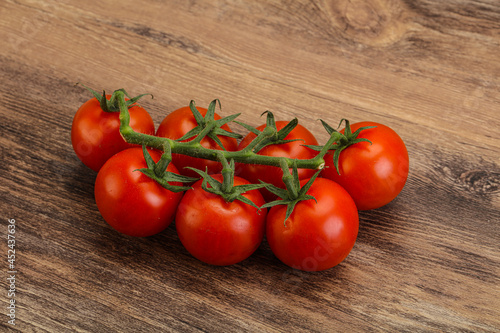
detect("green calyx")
(178, 99), (242, 149)
(235, 111), (303, 153)
(186, 156), (267, 210)
(135, 145), (198, 193)
(306, 119), (376, 174)
(78, 83), (152, 113)
(261, 159), (321, 225)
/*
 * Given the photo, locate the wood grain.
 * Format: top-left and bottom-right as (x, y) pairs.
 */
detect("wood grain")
(1, 0), (499, 332)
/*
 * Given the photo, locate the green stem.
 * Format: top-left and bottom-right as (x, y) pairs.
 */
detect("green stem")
(154, 144), (172, 177)
(280, 159), (298, 199)
(118, 91), (327, 170)
(315, 130), (342, 162)
(219, 155), (234, 193)
(239, 126), (276, 154)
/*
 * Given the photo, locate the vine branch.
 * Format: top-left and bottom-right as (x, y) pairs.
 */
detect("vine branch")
(117, 91), (331, 171)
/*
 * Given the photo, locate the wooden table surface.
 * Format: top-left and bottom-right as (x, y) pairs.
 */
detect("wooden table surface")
(1, 0), (499, 332)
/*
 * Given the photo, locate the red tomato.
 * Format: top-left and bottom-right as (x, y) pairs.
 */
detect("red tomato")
(236, 121), (318, 201)
(156, 106), (238, 178)
(266, 177), (359, 272)
(71, 95), (155, 172)
(321, 122), (409, 210)
(175, 175), (267, 266)
(94, 148), (183, 237)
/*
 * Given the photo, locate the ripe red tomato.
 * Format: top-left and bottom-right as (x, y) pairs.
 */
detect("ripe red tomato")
(156, 106), (238, 178)
(175, 175), (267, 266)
(94, 148), (183, 237)
(266, 177), (359, 272)
(71, 95), (155, 172)
(236, 121), (319, 201)
(321, 122), (409, 210)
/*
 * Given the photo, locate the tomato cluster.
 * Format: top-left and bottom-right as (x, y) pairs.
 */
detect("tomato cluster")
(71, 87), (409, 272)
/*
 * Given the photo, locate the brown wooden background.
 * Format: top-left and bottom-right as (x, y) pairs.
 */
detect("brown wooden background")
(1, 0), (499, 332)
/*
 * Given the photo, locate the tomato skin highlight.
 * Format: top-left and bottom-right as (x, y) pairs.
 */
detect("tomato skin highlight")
(321, 122), (409, 210)
(71, 95), (155, 172)
(236, 121), (319, 201)
(94, 148), (183, 237)
(175, 175), (267, 266)
(156, 106), (238, 178)
(266, 178), (359, 272)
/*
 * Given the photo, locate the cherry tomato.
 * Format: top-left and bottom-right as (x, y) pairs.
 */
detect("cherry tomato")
(156, 106), (238, 178)
(175, 175), (267, 266)
(94, 148), (183, 237)
(321, 122), (409, 210)
(266, 177), (359, 272)
(236, 121), (319, 201)
(71, 95), (155, 172)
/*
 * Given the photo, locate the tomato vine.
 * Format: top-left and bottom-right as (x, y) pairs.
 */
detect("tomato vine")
(116, 91), (338, 178)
